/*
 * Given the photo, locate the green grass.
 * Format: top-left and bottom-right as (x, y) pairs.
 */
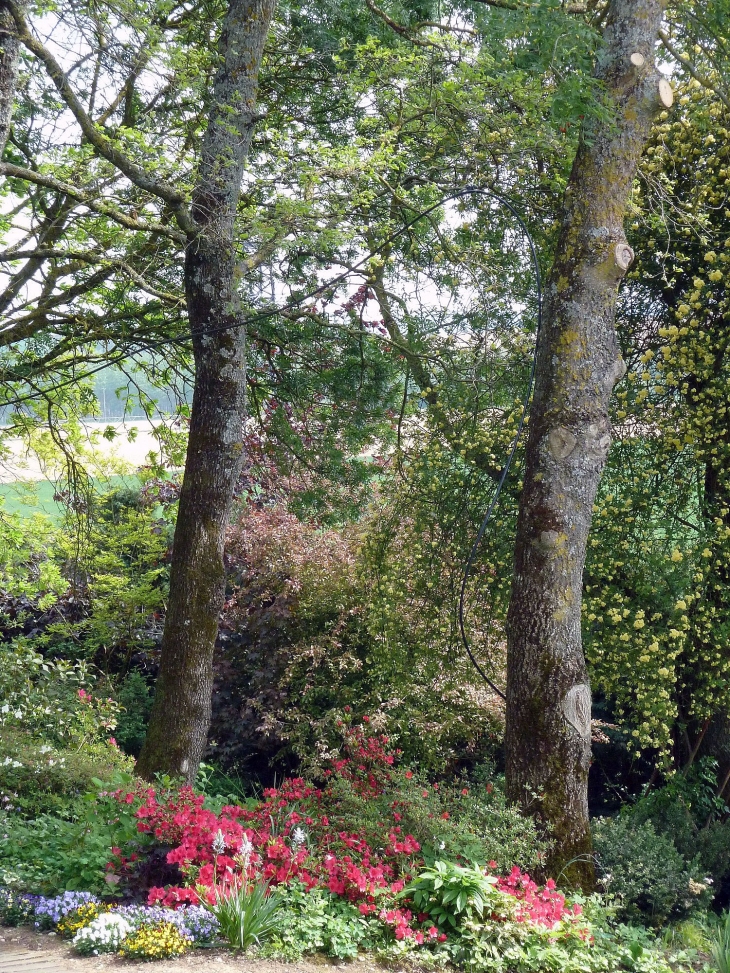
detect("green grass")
(0, 476), (141, 521)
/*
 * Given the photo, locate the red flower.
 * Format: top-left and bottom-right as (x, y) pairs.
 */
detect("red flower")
(404, 771), (413, 779)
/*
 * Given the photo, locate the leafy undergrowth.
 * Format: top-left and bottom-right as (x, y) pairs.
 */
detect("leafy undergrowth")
(0, 721), (714, 972)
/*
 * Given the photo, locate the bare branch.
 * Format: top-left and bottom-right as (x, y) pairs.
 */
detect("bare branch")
(0, 247), (183, 303)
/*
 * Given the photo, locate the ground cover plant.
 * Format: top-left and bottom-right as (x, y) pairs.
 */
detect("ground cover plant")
(0, 720), (719, 972)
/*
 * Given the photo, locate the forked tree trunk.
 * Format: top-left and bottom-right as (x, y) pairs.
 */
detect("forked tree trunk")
(0, 1), (24, 157)
(505, 0), (669, 888)
(137, 0), (276, 783)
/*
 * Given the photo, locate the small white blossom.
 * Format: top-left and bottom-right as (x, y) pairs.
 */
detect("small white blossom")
(212, 829), (226, 855)
(73, 913), (132, 955)
(291, 826), (307, 847)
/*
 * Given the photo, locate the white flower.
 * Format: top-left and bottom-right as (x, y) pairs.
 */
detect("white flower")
(291, 827), (307, 847)
(212, 829), (226, 855)
(73, 912), (132, 955)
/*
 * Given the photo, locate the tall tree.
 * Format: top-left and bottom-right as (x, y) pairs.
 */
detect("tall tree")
(0, 0), (23, 157)
(2, 0), (275, 781)
(504, 0), (670, 886)
(136, 0), (276, 779)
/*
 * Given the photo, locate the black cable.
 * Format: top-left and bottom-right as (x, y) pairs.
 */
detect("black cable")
(0, 185), (542, 701)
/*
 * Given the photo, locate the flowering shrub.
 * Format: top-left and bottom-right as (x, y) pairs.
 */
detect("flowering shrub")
(119, 921), (193, 960)
(102, 723), (563, 951)
(0, 641), (119, 747)
(495, 866), (583, 929)
(0, 726), (133, 821)
(73, 912), (132, 955)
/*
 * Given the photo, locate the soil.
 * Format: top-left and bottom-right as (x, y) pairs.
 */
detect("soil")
(0, 926), (393, 973)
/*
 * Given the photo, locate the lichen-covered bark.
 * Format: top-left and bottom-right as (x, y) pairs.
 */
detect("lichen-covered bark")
(0, 0), (23, 158)
(137, 0), (276, 783)
(505, 0), (667, 888)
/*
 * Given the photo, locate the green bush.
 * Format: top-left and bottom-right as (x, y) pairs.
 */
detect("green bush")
(627, 761), (730, 893)
(114, 670), (153, 757)
(259, 882), (379, 960)
(0, 772), (143, 893)
(0, 728), (132, 819)
(318, 761), (549, 875)
(592, 815), (712, 926)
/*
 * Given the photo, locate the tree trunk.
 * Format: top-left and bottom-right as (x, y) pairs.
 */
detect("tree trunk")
(0, 1), (23, 157)
(505, 0), (668, 888)
(137, 0), (276, 783)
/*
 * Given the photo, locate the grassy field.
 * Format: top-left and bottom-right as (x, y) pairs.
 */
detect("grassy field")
(0, 475), (140, 520)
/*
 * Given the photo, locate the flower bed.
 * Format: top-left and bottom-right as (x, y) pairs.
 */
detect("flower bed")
(102, 723), (581, 946)
(0, 888), (218, 958)
(0, 723), (695, 971)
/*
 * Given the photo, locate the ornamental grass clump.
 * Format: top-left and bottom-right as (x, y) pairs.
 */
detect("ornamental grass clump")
(711, 911), (730, 973)
(73, 912), (132, 955)
(206, 881), (282, 950)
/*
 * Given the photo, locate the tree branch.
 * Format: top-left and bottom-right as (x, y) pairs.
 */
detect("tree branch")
(4, 0), (196, 235)
(364, 0), (439, 48)
(658, 28), (730, 111)
(468, 0), (586, 11)
(0, 247), (183, 303)
(0, 162), (187, 243)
